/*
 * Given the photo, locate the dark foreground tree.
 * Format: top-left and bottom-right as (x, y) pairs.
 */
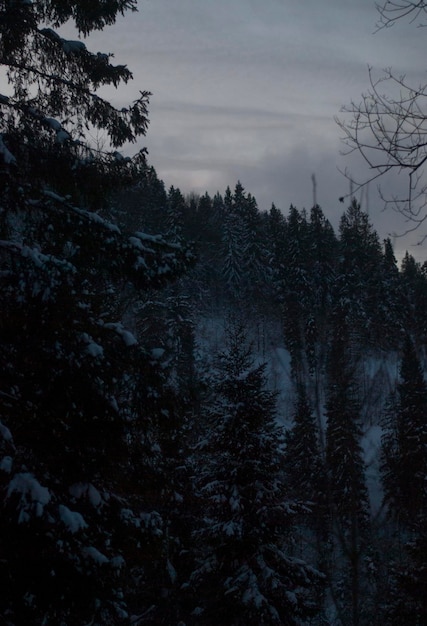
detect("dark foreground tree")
(0, 2), (193, 623)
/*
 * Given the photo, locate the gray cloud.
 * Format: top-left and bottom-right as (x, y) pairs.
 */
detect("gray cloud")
(69, 1), (427, 259)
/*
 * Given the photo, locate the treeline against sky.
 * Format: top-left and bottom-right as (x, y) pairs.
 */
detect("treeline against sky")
(116, 170), (427, 358)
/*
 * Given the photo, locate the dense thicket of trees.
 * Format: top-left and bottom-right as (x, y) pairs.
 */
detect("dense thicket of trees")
(118, 169), (427, 624)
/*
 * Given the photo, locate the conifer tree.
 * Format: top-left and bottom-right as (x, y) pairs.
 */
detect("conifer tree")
(281, 206), (310, 379)
(336, 200), (384, 346)
(190, 191), (224, 296)
(326, 330), (369, 529)
(382, 335), (427, 525)
(188, 320), (323, 625)
(401, 252), (427, 346)
(267, 202), (288, 290)
(304, 205), (338, 375)
(325, 311), (370, 626)
(386, 529), (427, 625)
(220, 182), (268, 301)
(238, 188), (268, 295)
(307, 206), (337, 326)
(0, 2), (193, 622)
(284, 385), (328, 558)
(377, 238), (405, 347)
(381, 336), (427, 624)
(221, 211), (246, 295)
(166, 185), (186, 238)
(285, 385), (325, 510)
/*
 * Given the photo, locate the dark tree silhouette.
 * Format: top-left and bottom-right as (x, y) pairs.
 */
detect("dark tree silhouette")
(0, 2), (193, 622)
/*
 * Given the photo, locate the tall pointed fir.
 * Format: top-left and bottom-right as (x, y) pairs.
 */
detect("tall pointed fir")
(0, 2), (193, 623)
(220, 182), (268, 302)
(281, 205), (311, 380)
(220, 191), (246, 298)
(377, 238), (405, 348)
(382, 335), (427, 525)
(325, 310), (370, 626)
(187, 320), (323, 625)
(166, 185), (186, 239)
(267, 202), (287, 293)
(234, 184), (268, 299)
(284, 385), (327, 552)
(336, 200), (384, 347)
(400, 252), (427, 347)
(305, 205), (337, 374)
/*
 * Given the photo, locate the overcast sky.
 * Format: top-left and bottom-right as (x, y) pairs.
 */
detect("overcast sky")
(91, 1), (426, 258)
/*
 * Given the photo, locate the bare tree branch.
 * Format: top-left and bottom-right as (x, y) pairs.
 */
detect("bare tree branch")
(375, 1), (427, 29)
(338, 2), (427, 235)
(338, 62), (427, 229)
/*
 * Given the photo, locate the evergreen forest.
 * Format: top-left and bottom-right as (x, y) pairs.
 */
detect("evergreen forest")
(0, 2), (426, 625)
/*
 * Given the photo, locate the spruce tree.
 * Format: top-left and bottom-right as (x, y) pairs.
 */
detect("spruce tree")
(267, 202), (288, 294)
(307, 206), (337, 331)
(220, 182), (268, 302)
(336, 200), (384, 346)
(381, 336), (427, 624)
(281, 205), (311, 380)
(285, 385), (325, 514)
(284, 385), (328, 566)
(166, 185), (186, 238)
(401, 252), (427, 347)
(221, 199), (246, 296)
(377, 238), (405, 348)
(187, 320), (323, 625)
(382, 335), (427, 526)
(325, 311), (370, 626)
(239, 189), (268, 297)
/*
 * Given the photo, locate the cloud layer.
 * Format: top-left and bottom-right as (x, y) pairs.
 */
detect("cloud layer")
(40, 2), (427, 256)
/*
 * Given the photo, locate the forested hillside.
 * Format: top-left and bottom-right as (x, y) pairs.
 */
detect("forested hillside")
(112, 171), (427, 625)
(1, 2), (427, 625)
